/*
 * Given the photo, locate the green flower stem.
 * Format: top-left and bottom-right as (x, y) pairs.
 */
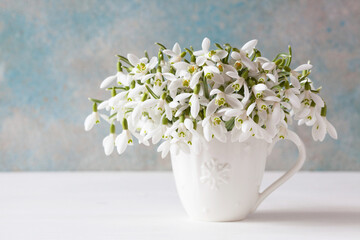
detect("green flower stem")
(116, 55), (133, 67)
(145, 85), (159, 99)
(155, 42), (166, 50)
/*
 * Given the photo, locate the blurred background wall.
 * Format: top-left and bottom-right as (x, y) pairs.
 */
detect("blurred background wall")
(0, 0), (359, 171)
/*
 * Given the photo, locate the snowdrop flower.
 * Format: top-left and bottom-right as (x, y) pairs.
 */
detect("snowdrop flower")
(230, 39), (258, 71)
(225, 71), (249, 104)
(84, 103), (100, 131)
(102, 124), (116, 156)
(157, 139), (171, 158)
(128, 53), (157, 80)
(207, 88), (242, 116)
(115, 119), (133, 154)
(100, 62), (127, 88)
(163, 42), (184, 64)
(312, 107), (337, 141)
(86, 37), (337, 157)
(170, 84), (207, 118)
(202, 113), (227, 142)
(193, 37), (228, 66)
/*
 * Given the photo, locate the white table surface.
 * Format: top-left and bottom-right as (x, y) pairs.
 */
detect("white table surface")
(0, 172), (359, 240)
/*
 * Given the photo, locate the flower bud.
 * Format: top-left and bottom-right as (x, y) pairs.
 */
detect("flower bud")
(253, 114), (259, 123)
(130, 80), (136, 89)
(162, 116), (168, 125)
(110, 124), (115, 134)
(284, 66), (291, 72)
(161, 92), (167, 100)
(274, 59), (282, 66)
(321, 104), (327, 117)
(122, 118), (128, 130)
(93, 103), (98, 112)
(111, 87), (117, 97)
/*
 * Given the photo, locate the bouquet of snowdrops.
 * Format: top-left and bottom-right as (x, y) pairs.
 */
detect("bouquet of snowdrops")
(84, 38), (337, 157)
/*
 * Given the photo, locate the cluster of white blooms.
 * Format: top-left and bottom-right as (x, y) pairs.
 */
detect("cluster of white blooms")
(85, 38), (337, 157)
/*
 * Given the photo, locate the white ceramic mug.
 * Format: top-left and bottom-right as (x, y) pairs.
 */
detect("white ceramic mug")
(170, 131), (306, 222)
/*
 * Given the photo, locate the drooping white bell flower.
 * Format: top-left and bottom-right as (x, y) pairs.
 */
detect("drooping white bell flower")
(202, 113), (227, 142)
(115, 119), (133, 154)
(100, 62), (127, 89)
(84, 103), (100, 131)
(102, 124), (116, 156)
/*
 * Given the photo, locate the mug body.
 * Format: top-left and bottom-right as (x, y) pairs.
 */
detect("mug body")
(170, 137), (269, 221)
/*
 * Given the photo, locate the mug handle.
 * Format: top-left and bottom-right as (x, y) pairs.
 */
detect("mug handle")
(252, 130), (306, 211)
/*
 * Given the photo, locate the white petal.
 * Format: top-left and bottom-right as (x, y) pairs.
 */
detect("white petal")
(206, 99), (217, 116)
(115, 132), (128, 154)
(190, 95), (200, 118)
(204, 65), (220, 74)
(190, 71), (202, 88)
(241, 39), (258, 53)
(100, 75), (117, 89)
(246, 102), (256, 116)
(127, 53), (140, 66)
(147, 57), (158, 70)
(290, 75), (300, 89)
(253, 83), (267, 92)
(294, 64), (313, 71)
(103, 134), (115, 156)
(84, 113), (96, 131)
(184, 118), (194, 130)
(193, 50), (204, 57)
(163, 49), (176, 57)
(287, 92), (301, 109)
(262, 62), (276, 71)
(172, 62), (189, 70)
(173, 93), (192, 102)
(162, 73), (177, 81)
(266, 73), (276, 82)
(141, 73), (155, 83)
(173, 42), (181, 55)
(203, 124), (212, 142)
(309, 92), (324, 108)
(231, 51), (241, 60)
(216, 50), (228, 59)
(202, 37), (210, 52)
(226, 95), (242, 108)
(226, 71), (239, 79)
(196, 56), (206, 66)
(209, 89), (221, 96)
(326, 118), (338, 139)
(263, 96), (281, 102)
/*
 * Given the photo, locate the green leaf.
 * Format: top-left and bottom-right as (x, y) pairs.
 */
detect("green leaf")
(225, 117), (235, 131)
(106, 86), (129, 91)
(145, 85), (159, 99)
(214, 43), (223, 49)
(155, 42), (166, 50)
(109, 112), (117, 119)
(202, 77), (210, 99)
(88, 98), (103, 103)
(116, 55), (133, 67)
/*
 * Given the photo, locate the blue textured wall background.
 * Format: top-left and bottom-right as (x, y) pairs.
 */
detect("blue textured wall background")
(0, 0), (359, 171)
